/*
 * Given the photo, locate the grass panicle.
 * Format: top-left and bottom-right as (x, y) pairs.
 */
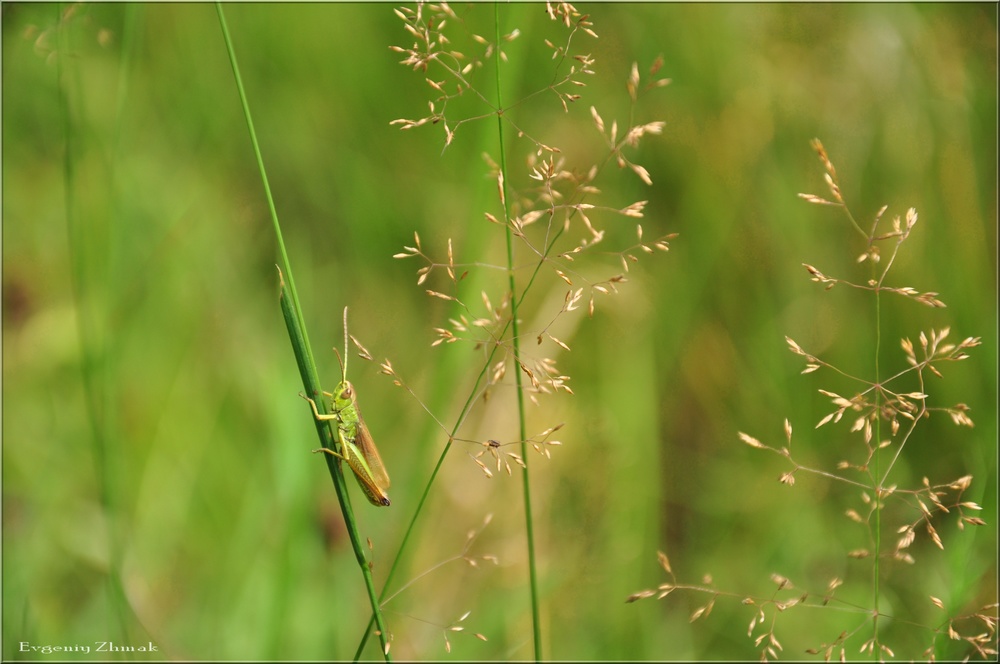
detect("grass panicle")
(354, 1), (675, 658)
(628, 139), (994, 661)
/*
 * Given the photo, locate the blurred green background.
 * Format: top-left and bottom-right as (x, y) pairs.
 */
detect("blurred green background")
(3, 2), (996, 660)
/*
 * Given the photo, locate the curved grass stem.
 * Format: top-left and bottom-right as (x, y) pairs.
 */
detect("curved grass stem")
(216, 5), (391, 660)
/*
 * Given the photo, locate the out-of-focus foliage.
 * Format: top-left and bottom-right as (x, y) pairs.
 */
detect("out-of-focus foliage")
(3, 3), (995, 660)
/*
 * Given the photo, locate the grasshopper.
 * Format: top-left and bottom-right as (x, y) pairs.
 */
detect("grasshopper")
(302, 308), (390, 507)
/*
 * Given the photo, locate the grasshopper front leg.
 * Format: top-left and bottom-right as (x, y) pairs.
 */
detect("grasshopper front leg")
(300, 392), (349, 458)
(300, 391), (339, 422)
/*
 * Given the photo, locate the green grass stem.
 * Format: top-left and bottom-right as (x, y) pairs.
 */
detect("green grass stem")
(355, 6), (549, 658)
(492, 4), (542, 660)
(216, 4), (391, 659)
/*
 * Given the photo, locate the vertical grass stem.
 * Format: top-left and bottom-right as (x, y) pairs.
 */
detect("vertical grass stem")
(216, 5), (391, 659)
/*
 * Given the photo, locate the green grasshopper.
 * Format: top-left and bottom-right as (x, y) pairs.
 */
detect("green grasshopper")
(301, 308), (391, 507)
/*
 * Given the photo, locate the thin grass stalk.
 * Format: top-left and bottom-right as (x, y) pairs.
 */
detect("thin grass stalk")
(215, 5), (391, 659)
(492, 4), (542, 661)
(846, 199), (886, 655)
(832, 185), (886, 657)
(56, 2), (132, 643)
(354, 273), (554, 657)
(353, 304), (515, 658)
(872, 271), (883, 654)
(357, 6), (545, 658)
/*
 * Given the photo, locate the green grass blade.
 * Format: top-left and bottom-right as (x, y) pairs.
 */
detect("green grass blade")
(216, 4), (391, 659)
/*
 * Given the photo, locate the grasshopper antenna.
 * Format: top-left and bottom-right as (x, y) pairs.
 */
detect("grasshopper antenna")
(332, 307), (350, 382)
(341, 306), (350, 380)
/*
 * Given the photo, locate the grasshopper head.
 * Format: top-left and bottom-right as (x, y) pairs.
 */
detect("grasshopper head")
(331, 380), (355, 410)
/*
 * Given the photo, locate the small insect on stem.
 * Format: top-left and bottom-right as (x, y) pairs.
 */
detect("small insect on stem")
(302, 307), (391, 507)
